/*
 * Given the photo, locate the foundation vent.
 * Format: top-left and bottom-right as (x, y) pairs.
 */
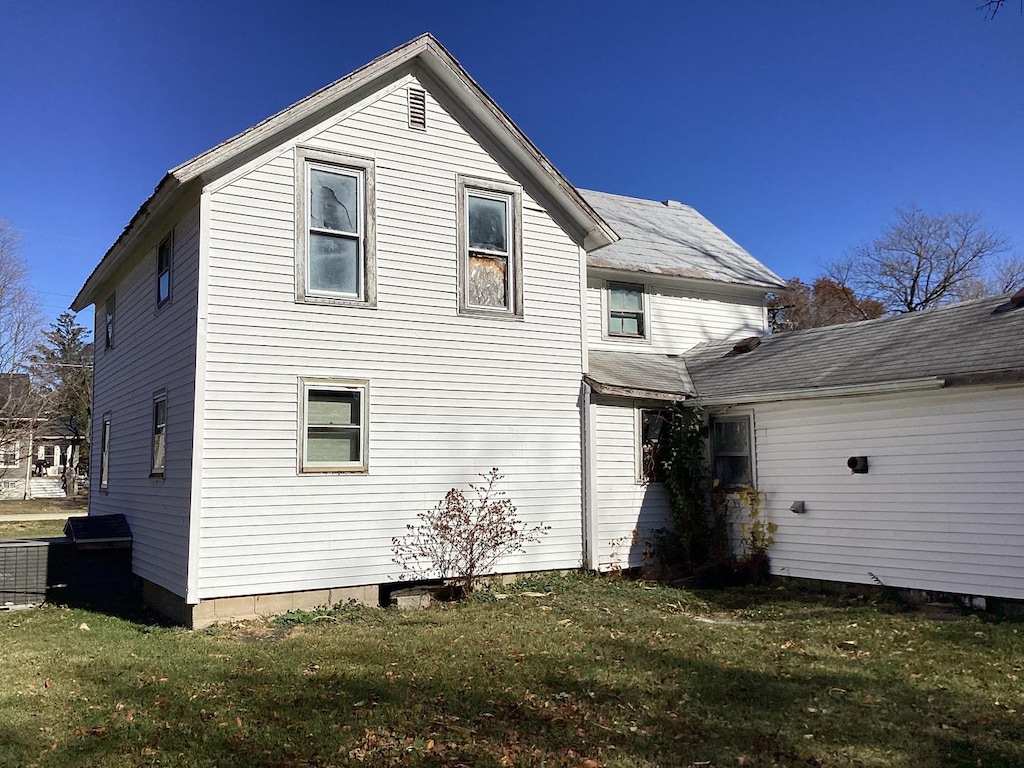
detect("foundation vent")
(408, 87), (426, 131)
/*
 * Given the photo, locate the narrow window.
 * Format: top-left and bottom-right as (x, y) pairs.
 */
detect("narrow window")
(104, 294), (115, 349)
(711, 416), (753, 488)
(100, 414), (111, 490)
(295, 148), (376, 307)
(157, 232), (173, 305)
(608, 282), (645, 337)
(639, 410), (668, 483)
(457, 176), (523, 317)
(151, 394), (166, 477)
(300, 379), (368, 472)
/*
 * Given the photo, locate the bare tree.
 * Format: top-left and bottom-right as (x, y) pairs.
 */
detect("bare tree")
(767, 277), (885, 333)
(828, 206), (1014, 313)
(978, 0), (1022, 19)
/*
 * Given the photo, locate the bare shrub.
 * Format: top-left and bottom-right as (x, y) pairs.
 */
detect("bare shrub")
(391, 468), (550, 594)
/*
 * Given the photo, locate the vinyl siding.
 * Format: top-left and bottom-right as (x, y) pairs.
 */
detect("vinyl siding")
(197, 73), (585, 598)
(89, 204), (200, 597)
(749, 385), (1024, 599)
(585, 275), (766, 355)
(591, 397), (672, 571)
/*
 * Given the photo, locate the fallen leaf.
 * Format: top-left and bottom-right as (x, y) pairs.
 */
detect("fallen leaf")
(79, 623), (90, 631)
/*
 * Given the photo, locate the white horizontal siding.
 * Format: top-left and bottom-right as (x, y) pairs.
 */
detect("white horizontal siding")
(586, 276), (766, 355)
(749, 385), (1024, 599)
(592, 397), (672, 571)
(90, 204), (200, 597)
(198, 74), (585, 599)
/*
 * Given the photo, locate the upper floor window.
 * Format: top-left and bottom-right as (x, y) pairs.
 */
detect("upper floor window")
(299, 378), (368, 473)
(608, 282), (646, 338)
(0, 443), (20, 469)
(104, 294), (115, 349)
(457, 176), (523, 317)
(100, 414), (111, 490)
(295, 147), (376, 307)
(157, 231), (173, 305)
(151, 392), (167, 478)
(711, 415), (753, 489)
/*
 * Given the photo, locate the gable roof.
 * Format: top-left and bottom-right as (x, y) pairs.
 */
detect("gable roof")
(684, 292), (1024, 403)
(580, 190), (785, 289)
(73, 34), (617, 311)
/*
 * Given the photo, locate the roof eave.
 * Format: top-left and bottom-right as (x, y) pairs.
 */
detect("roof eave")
(696, 376), (946, 406)
(583, 375), (693, 402)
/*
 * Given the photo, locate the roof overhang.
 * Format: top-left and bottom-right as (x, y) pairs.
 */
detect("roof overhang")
(73, 33), (617, 311)
(697, 376), (946, 407)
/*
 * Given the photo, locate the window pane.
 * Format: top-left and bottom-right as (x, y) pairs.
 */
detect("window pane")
(152, 433), (165, 472)
(158, 239), (172, 271)
(468, 254), (508, 308)
(307, 427), (360, 463)
(714, 420), (749, 454)
(309, 234), (359, 294)
(610, 285), (643, 312)
(715, 455), (751, 487)
(611, 315), (640, 335)
(310, 170), (358, 233)
(158, 271), (170, 302)
(468, 195), (508, 253)
(308, 390), (359, 426)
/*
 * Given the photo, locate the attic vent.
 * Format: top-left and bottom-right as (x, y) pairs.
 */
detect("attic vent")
(663, 200), (683, 208)
(408, 87), (426, 130)
(1011, 287), (1024, 308)
(732, 336), (761, 354)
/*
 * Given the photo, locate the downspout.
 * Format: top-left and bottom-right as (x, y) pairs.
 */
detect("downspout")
(581, 381), (598, 571)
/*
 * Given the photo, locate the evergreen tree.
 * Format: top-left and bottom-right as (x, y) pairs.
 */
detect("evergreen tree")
(30, 312), (92, 463)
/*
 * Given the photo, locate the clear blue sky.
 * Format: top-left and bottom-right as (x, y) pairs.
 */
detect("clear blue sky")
(1, 1), (1021, 328)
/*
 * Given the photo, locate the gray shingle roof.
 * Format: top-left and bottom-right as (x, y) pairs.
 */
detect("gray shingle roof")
(581, 190), (785, 289)
(585, 351), (696, 400)
(684, 293), (1024, 401)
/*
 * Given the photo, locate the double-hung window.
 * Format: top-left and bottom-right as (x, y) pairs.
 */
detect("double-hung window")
(0, 443), (19, 468)
(608, 282), (646, 338)
(157, 232), (173, 305)
(295, 147), (376, 306)
(638, 409), (668, 483)
(100, 414), (111, 490)
(711, 415), (753, 488)
(104, 295), (115, 349)
(300, 378), (368, 473)
(457, 176), (523, 317)
(151, 393), (167, 477)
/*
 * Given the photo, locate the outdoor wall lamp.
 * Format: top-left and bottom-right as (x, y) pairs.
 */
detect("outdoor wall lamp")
(847, 456), (869, 474)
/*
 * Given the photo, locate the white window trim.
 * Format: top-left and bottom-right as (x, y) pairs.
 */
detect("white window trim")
(157, 230), (173, 306)
(0, 442), (20, 469)
(456, 175), (523, 318)
(710, 412), (756, 489)
(603, 281), (651, 343)
(294, 146), (376, 308)
(299, 377), (369, 474)
(151, 392), (167, 478)
(100, 413), (111, 491)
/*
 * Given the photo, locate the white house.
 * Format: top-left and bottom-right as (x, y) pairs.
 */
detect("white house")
(71, 34), (781, 626)
(683, 292), (1024, 601)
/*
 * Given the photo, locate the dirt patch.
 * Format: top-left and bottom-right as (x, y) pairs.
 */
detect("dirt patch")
(207, 618), (295, 643)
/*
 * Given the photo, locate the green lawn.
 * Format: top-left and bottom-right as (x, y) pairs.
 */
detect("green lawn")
(0, 498), (87, 517)
(0, 574), (1021, 767)
(0, 519), (67, 539)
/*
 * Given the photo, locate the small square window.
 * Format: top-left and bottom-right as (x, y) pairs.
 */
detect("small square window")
(608, 282), (646, 337)
(151, 394), (166, 477)
(295, 148), (376, 307)
(157, 232), (173, 305)
(104, 294), (115, 349)
(712, 416), (753, 488)
(639, 410), (668, 483)
(300, 378), (368, 473)
(457, 176), (523, 317)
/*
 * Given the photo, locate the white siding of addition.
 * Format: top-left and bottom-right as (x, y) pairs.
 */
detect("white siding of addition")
(585, 274), (766, 355)
(89, 203), (200, 598)
(591, 397), (673, 571)
(197, 73), (586, 599)
(750, 385), (1024, 600)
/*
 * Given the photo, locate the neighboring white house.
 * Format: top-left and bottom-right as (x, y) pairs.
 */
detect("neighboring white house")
(683, 292), (1024, 601)
(71, 34), (779, 626)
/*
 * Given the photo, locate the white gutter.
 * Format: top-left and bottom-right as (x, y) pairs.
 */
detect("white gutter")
(697, 376), (945, 407)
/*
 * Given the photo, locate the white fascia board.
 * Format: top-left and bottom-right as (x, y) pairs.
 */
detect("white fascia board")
(698, 377), (945, 407)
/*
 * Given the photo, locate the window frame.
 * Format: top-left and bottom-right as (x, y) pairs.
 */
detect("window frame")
(157, 230), (173, 306)
(100, 414), (111, 491)
(456, 175), (523, 318)
(710, 413), (755, 490)
(605, 281), (649, 341)
(636, 408), (669, 484)
(150, 392), (167, 478)
(294, 147), (376, 308)
(298, 377), (369, 474)
(0, 442), (20, 469)
(104, 294), (115, 349)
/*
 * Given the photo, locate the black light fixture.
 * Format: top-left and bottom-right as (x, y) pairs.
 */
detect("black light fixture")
(847, 456), (869, 474)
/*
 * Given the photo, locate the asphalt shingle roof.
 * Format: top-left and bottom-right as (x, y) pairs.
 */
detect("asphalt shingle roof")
(586, 351), (696, 399)
(683, 293), (1024, 401)
(581, 190), (785, 289)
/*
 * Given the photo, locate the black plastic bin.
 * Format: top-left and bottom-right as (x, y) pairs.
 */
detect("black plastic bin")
(63, 515), (135, 605)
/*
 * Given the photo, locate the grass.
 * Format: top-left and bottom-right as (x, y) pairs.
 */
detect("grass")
(0, 519), (67, 539)
(0, 574), (1021, 767)
(0, 498), (87, 517)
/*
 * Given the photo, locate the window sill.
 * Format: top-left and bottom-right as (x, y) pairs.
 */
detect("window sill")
(296, 295), (377, 310)
(149, 472), (165, 480)
(299, 467), (369, 475)
(458, 307), (524, 321)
